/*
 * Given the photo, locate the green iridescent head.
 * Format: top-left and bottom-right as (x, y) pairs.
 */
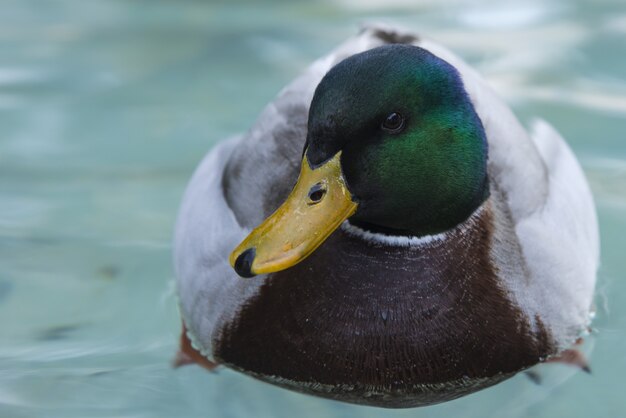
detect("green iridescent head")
(231, 44), (490, 277)
(305, 44), (489, 237)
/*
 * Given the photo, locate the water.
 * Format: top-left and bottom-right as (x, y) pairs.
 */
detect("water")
(1, 0), (625, 416)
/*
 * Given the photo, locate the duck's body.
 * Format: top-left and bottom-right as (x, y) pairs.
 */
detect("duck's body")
(174, 25), (598, 408)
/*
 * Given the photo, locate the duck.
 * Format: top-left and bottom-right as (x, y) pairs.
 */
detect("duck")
(173, 24), (599, 408)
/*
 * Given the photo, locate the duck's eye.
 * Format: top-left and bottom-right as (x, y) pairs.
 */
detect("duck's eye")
(307, 182), (327, 205)
(382, 112), (404, 132)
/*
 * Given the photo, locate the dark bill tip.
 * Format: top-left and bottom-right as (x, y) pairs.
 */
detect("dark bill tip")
(233, 247), (257, 278)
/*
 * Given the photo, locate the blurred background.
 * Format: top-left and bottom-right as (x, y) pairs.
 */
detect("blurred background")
(1, 0), (624, 417)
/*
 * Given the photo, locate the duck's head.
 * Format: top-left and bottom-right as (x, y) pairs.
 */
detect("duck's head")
(230, 44), (489, 278)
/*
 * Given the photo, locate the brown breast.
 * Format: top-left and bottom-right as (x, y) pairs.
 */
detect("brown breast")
(214, 204), (554, 407)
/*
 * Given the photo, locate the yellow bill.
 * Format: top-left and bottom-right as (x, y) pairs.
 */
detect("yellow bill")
(229, 151), (357, 277)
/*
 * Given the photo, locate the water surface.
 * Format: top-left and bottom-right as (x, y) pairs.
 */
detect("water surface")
(1, 0), (625, 417)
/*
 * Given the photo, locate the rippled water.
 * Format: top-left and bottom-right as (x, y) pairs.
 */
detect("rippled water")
(1, 0), (625, 417)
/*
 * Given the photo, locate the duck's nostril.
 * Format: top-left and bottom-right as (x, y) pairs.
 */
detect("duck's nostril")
(308, 183), (327, 204)
(234, 248), (256, 278)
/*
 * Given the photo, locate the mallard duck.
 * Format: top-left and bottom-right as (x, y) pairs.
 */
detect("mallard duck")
(173, 24), (599, 408)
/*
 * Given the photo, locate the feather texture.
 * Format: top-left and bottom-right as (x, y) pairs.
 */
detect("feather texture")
(174, 24), (598, 406)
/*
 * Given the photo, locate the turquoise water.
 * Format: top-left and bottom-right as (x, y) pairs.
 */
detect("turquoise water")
(1, 0), (625, 416)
